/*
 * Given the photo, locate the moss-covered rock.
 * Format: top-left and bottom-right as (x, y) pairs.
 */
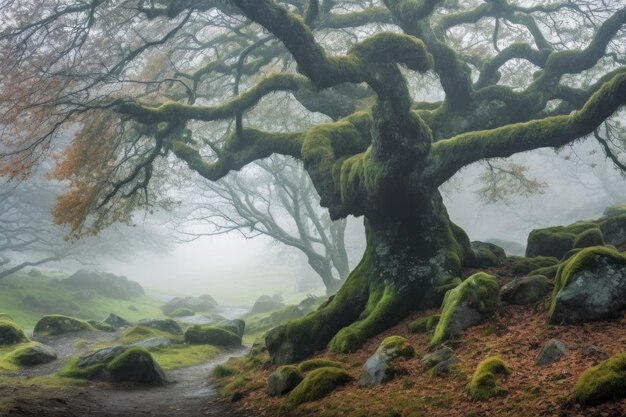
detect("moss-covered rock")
(603, 204), (626, 218)
(169, 308), (195, 318)
(286, 367), (352, 408)
(599, 214), (626, 246)
(359, 336), (414, 387)
(500, 275), (553, 305)
(251, 295), (284, 313)
(216, 319), (245, 338)
(298, 358), (343, 373)
(4, 342), (57, 366)
(87, 320), (116, 332)
(573, 352), (626, 406)
(59, 345), (166, 384)
(103, 313), (131, 329)
(408, 314), (440, 334)
(184, 325), (241, 346)
(526, 227), (578, 259)
(465, 241), (506, 268)
(0, 320), (29, 345)
(467, 356), (511, 401)
(573, 228), (605, 249)
(548, 246), (626, 324)
(161, 295), (217, 316)
(137, 318), (183, 336)
(421, 346), (454, 369)
(267, 365), (303, 397)
(431, 273), (500, 346)
(508, 256), (559, 275)
(33, 315), (93, 337)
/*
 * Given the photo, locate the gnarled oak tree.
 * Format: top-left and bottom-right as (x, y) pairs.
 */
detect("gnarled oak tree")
(1, 0), (625, 363)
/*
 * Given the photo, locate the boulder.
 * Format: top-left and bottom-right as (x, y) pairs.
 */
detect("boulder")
(61, 270), (144, 299)
(421, 346), (454, 369)
(103, 313), (131, 329)
(548, 247), (626, 324)
(359, 336), (415, 387)
(87, 320), (116, 332)
(169, 308), (195, 318)
(526, 227), (577, 259)
(216, 319), (246, 338)
(60, 346), (166, 384)
(33, 315), (93, 337)
(465, 241), (507, 268)
(573, 228), (605, 249)
(467, 356), (511, 401)
(286, 367), (352, 408)
(133, 336), (170, 349)
(599, 214), (626, 246)
(573, 352), (626, 406)
(500, 275), (553, 305)
(137, 319), (183, 336)
(298, 359), (342, 373)
(508, 256), (559, 276)
(184, 325), (241, 346)
(6, 342), (57, 366)
(535, 339), (567, 366)
(266, 365), (303, 397)
(486, 239), (525, 256)
(0, 320), (29, 345)
(161, 296), (216, 316)
(251, 295), (284, 313)
(603, 204), (626, 218)
(431, 273), (500, 346)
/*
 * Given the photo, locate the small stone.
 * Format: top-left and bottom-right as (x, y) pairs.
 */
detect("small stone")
(431, 357), (459, 377)
(536, 339), (567, 366)
(421, 346), (454, 369)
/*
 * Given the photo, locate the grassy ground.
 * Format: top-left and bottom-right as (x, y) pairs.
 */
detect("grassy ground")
(0, 272), (164, 330)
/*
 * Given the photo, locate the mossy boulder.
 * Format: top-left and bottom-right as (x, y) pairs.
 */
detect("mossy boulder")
(169, 308), (195, 318)
(251, 294), (284, 313)
(103, 313), (131, 329)
(421, 346), (454, 369)
(184, 325), (241, 346)
(548, 246), (626, 324)
(33, 315), (93, 337)
(526, 227), (578, 259)
(467, 356), (511, 401)
(359, 336), (415, 387)
(298, 358), (342, 373)
(508, 255), (559, 276)
(137, 319), (183, 336)
(573, 352), (626, 406)
(465, 241), (506, 268)
(408, 314), (440, 334)
(573, 228), (605, 249)
(132, 336), (170, 349)
(60, 346), (166, 384)
(87, 320), (116, 332)
(431, 273), (500, 346)
(216, 319), (245, 338)
(161, 295), (217, 316)
(603, 204), (626, 218)
(4, 342), (57, 366)
(0, 320), (29, 345)
(286, 367), (352, 408)
(599, 214), (626, 246)
(500, 275), (553, 305)
(61, 270), (145, 299)
(267, 365), (303, 397)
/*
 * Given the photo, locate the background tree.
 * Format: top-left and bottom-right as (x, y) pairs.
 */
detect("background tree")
(178, 156), (353, 295)
(1, 0), (625, 364)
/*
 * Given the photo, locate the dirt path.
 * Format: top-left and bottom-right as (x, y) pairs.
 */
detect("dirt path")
(2, 347), (251, 417)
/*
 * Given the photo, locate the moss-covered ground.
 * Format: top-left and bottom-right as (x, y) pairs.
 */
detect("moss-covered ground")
(0, 272), (164, 330)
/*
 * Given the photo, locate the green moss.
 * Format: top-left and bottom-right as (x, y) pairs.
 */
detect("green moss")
(467, 356), (511, 401)
(0, 320), (29, 345)
(285, 367), (352, 408)
(213, 364), (237, 378)
(573, 228), (604, 249)
(33, 315), (94, 336)
(431, 273), (499, 346)
(0, 314), (14, 322)
(603, 204), (626, 218)
(87, 320), (115, 332)
(380, 336), (415, 358)
(408, 315), (440, 334)
(298, 358), (343, 373)
(508, 255), (559, 275)
(221, 375), (249, 397)
(169, 308), (195, 318)
(184, 325), (241, 346)
(573, 352), (626, 406)
(151, 344), (220, 370)
(548, 246), (626, 320)
(117, 326), (179, 345)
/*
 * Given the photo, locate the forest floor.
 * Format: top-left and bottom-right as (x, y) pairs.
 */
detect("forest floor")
(215, 262), (626, 417)
(0, 341), (250, 417)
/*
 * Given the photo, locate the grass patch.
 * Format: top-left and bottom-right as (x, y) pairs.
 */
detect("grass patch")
(151, 344), (221, 370)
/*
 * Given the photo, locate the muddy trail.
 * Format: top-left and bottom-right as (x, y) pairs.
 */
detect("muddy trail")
(2, 344), (250, 417)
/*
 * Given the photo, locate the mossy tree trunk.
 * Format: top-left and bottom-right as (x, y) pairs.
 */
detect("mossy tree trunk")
(267, 191), (468, 364)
